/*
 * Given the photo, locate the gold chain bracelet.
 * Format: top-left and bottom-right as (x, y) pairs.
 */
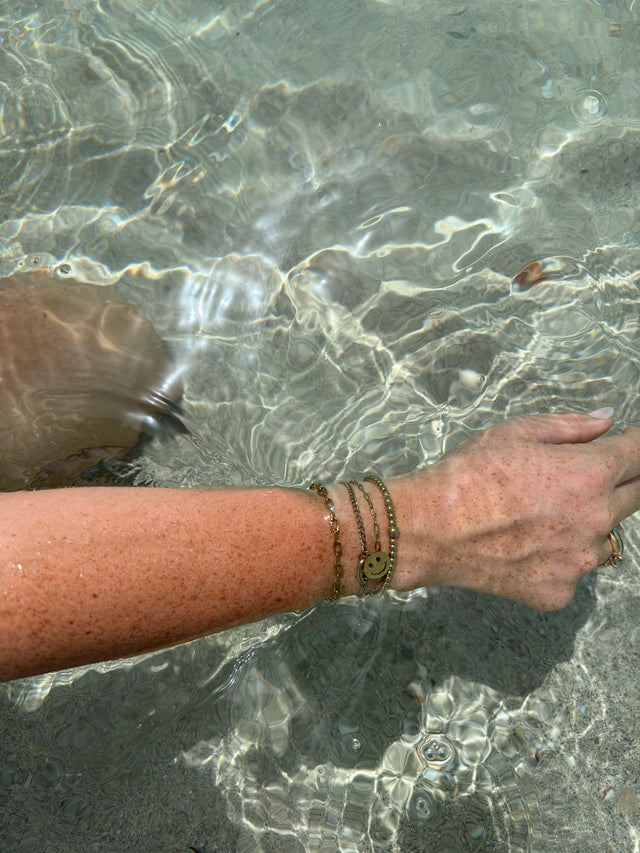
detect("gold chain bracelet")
(352, 480), (381, 552)
(342, 481), (368, 566)
(310, 477), (399, 600)
(309, 482), (344, 601)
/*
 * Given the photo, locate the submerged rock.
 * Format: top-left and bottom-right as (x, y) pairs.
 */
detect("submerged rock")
(616, 786), (639, 816)
(0, 271), (182, 490)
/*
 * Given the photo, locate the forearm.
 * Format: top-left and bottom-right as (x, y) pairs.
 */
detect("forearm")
(0, 481), (422, 681)
(4, 412), (626, 681)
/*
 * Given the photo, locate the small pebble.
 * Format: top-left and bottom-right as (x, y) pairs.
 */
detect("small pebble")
(512, 261), (548, 291)
(616, 787), (639, 816)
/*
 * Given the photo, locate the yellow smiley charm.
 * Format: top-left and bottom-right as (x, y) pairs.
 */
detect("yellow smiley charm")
(358, 550), (390, 583)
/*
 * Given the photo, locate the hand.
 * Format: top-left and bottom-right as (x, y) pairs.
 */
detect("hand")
(393, 412), (640, 610)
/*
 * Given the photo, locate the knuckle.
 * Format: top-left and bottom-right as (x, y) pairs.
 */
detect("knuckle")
(578, 459), (609, 491)
(586, 505), (616, 537)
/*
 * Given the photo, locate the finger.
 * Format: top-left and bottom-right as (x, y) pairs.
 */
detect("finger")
(612, 476), (640, 522)
(591, 427), (640, 484)
(511, 411), (614, 445)
(595, 528), (625, 571)
(596, 535), (616, 570)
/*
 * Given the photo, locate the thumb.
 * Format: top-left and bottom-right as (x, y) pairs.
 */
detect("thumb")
(514, 410), (614, 445)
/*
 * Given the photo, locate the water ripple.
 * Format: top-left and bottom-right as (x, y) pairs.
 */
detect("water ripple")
(3, 0), (640, 850)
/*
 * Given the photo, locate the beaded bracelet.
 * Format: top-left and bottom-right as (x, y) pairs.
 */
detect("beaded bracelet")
(362, 476), (398, 595)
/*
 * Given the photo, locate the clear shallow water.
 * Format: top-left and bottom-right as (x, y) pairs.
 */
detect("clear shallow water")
(2, 0), (640, 850)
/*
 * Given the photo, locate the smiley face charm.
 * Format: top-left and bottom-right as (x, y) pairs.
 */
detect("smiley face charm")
(358, 550), (390, 583)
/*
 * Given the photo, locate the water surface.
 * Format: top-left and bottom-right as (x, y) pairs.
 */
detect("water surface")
(2, 1), (640, 850)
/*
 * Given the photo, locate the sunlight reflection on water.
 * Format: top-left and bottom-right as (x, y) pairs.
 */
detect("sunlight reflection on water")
(2, 0), (640, 850)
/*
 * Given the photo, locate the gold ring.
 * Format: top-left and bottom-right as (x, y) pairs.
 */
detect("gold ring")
(603, 525), (624, 568)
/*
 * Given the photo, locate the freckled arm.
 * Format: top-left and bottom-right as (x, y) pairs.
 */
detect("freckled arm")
(2, 412), (636, 681)
(0, 483), (416, 681)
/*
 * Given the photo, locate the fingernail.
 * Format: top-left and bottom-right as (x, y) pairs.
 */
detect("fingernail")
(588, 407), (614, 419)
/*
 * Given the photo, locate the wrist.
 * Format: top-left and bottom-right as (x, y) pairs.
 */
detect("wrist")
(324, 473), (434, 597)
(384, 472), (441, 592)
